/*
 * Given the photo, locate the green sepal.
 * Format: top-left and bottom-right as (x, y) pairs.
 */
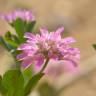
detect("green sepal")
(26, 21), (36, 32)
(12, 18), (25, 42)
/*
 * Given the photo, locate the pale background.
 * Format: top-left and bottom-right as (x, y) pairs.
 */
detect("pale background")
(0, 0), (96, 96)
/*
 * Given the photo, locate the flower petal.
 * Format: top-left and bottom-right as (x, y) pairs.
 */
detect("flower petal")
(24, 32), (35, 40)
(17, 43), (33, 50)
(21, 58), (33, 69)
(17, 53), (28, 60)
(55, 27), (64, 34)
(63, 37), (76, 44)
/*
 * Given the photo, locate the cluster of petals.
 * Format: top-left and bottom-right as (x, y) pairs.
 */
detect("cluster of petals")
(17, 27), (80, 70)
(0, 9), (35, 23)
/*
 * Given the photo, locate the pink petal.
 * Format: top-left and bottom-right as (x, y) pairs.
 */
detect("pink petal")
(63, 37), (76, 44)
(17, 43), (32, 50)
(21, 58), (33, 69)
(17, 53), (28, 60)
(55, 27), (64, 34)
(24, 32), (35, 39)
(34, 55), (44, 66)
(40, 27), (49, 37)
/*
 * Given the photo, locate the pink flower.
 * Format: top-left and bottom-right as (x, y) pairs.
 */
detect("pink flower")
(17, 27), (80, 71)
(0, 9), (35, 23)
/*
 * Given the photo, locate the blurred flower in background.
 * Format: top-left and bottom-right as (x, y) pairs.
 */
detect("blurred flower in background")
(44, 60), (79, 78)
(0, 9), (35, 23)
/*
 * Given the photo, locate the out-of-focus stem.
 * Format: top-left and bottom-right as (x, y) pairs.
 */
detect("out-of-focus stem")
(40, 58), (49, 73)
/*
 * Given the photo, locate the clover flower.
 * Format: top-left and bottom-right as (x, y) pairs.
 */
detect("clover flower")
(0, 9), (35, 23)
(17, 27), (80, 72)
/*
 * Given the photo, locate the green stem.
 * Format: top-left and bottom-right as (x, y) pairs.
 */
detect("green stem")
(40, 58), (49, 73)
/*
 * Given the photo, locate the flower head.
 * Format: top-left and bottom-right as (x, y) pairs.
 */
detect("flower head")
(0, 9), (35, 23)
(17, 27), (80, 71)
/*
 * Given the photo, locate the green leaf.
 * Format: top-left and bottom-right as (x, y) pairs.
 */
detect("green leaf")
(0, 75), (2, 84)
(0, 36), (8, 50)
(24, 73), (44, 96)
(0, 75), (3, 93)
(0, 36), (12, 51)
(11, 35), (20, 44)
(4, 31), (19, 47)
(0, 33), (20, 54)
(26, 21), (36, 32)
(0, 75), (7, 95)
(5, 31), (12, 38)
(5, 31), (20, 44)
(93, 44), (96, 49)
(2, 69), (24, 96)
(4, 38), (18, 48)
(23, 65), (33, 85)
(38, 82), (56, 96)
(12, 18), (25, 42)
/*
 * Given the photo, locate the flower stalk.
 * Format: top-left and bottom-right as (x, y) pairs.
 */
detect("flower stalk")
(40, 58), (49, 73)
